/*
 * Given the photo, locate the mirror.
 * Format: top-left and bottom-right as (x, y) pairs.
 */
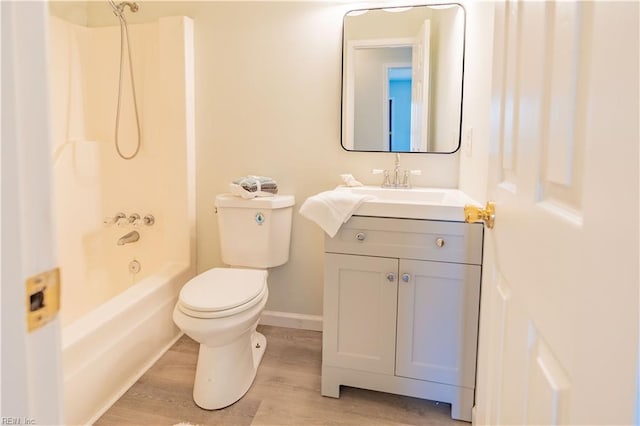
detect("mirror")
(342, 4), (465, 153)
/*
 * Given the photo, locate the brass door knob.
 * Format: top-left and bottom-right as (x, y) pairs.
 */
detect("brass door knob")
(464, 201), (496, 229)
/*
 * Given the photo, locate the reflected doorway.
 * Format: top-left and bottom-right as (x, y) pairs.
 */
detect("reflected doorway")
(387, 66), (412, 151)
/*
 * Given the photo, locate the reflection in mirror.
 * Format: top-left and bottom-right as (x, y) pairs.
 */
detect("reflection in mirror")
(342, 4), (465, 153)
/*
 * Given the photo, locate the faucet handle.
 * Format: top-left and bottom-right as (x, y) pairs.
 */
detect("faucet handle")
(401, 170), (423, 187)
(104, 212), (126, 226)
(143, 214), (155, 226)
(128, 213), (141, 226)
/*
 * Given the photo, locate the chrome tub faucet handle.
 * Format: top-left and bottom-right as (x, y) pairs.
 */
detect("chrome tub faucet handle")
(104, 212), (126, 226)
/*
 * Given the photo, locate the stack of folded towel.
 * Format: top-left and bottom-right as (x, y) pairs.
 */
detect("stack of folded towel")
(230, 176), (278, 199)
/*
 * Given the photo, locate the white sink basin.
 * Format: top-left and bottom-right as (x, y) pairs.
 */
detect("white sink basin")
(335, 185), (478, 221)
(341, 186), (451, 203)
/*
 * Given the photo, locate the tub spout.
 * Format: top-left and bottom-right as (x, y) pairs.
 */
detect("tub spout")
(117, 230), (140, 245)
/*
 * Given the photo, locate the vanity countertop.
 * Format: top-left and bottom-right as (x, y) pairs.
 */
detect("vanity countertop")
(334, 185), (478, 221)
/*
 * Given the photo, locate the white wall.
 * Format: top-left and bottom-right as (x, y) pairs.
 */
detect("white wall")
(79, 0), (485, 318)
(48, 1), (88, 25)
(457, 1), (496, 203)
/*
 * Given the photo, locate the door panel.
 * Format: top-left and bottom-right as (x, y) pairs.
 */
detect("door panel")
(395, 259), (480, 388)
(524, 326), (571, 425)
(323, 253), (398, 374)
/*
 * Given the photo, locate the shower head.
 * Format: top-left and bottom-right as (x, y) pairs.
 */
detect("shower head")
(108, 1), (139, 18)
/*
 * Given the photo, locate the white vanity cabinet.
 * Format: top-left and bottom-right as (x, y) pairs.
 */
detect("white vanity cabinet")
(321, 216), (483, 422)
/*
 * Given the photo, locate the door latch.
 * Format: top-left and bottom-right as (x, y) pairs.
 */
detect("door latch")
(26, 268), (61, 332)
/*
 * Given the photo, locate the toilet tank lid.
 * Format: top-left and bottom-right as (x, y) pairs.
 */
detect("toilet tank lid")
(215, 194), (295, 209)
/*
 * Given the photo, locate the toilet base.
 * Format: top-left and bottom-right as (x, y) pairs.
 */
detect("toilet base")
(251, 331), (267, 369)
(193, 330), (266, 410)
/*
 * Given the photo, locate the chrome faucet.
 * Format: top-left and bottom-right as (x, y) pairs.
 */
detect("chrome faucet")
(391, 153), (402, 187)
(375, 153), (420, 188)
(117, 230), (140, 245)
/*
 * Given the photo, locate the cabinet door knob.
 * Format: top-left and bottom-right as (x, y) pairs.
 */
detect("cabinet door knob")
(401, 273), (410, 282)
(355, 232), (366, 241)
(386, 273), (396, 282)
(436, 238), (445, 247)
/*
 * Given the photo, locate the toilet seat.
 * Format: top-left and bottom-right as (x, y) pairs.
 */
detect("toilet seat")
(178, 268), (267, 319)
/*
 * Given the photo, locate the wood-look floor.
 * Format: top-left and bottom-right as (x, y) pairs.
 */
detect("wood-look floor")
(95, 326), (464, 426)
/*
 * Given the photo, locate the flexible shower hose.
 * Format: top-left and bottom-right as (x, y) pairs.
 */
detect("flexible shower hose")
(114, 12), (141, 160)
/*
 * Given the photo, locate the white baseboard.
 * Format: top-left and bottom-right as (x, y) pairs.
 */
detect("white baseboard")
(260, 310), (323, 331)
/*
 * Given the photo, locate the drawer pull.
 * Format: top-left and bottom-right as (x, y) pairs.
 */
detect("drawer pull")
(386, 273), (396, 282)
(401, 273), (410, 283)
(436, 238), (445, 247)
(355, 232), (366, 241)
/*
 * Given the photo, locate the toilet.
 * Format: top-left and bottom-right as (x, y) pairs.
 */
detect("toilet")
(173, 193), (295, 410)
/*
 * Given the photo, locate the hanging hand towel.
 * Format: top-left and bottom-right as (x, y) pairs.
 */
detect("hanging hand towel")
(299, 190), (373, 238)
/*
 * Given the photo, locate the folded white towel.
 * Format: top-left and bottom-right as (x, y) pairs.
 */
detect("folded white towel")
(299, 191), (373, 237)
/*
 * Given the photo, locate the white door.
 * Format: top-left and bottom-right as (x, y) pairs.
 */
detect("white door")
(410, 20), (430, 152)
(475, 1), (638, 424)
(1, 1), (64, 423)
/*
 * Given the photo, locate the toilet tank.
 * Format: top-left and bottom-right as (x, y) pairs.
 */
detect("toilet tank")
(215, 194), (295, 268)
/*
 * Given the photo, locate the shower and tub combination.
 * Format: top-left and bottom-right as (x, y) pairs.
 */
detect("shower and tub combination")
(48, 2), (195, 424)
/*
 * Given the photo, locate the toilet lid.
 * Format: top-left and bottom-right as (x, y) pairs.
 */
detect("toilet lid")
(179, 268), (267, 312)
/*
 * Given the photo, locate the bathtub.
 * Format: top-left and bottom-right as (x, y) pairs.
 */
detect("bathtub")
(62, 262), (194, 425)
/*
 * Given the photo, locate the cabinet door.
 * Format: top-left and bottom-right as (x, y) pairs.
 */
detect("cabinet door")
(323, 253), (398, 374)
(396, 259), (481, 388)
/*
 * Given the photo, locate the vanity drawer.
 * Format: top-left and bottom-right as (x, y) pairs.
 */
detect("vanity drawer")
(325, 216), (483, 265)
